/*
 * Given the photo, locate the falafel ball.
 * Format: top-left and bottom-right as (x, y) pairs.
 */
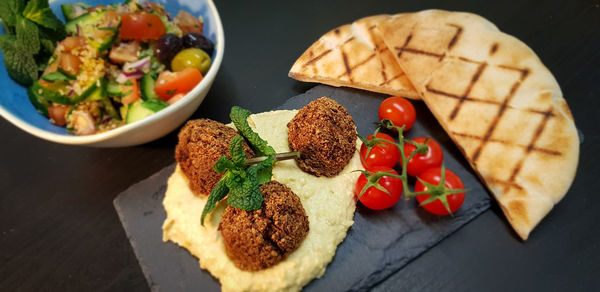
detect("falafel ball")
(287, 97), (357, 177)
(175, 119), (254, 196)
(218, 181), (309, 271)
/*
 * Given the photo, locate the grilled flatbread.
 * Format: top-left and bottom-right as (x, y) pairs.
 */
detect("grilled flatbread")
(379, 10), (579, 240)
(289, 15), (420, 99)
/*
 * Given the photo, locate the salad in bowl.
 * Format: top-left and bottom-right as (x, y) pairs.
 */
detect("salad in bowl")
(0, 0), (224, 146)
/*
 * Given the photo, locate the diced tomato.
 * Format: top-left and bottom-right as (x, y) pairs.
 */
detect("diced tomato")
(121, 78), (140, 105)
(48, 105), (71, 126)
(57, 53), (82, 76)
(154, 68), (203, 101)
(109, 41), (141, 64)
(173, 10), (203, 34)
(59, 36), (87, 52)
(120, 13), (166, 40)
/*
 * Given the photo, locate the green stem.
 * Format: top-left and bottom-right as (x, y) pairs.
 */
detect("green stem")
(244, 151), (300, 166)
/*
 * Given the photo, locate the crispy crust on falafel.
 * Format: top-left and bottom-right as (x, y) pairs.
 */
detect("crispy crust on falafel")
(175, 119), (254, 196)
(287, 97), (357, 177)
(218, 181), (310, 271)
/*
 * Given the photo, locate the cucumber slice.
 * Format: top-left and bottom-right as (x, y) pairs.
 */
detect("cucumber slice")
(126, 100), (155, 124)
(65, 10), (120, 53)
(141, 99), (169, 112)
(61, 3), (91, 21)
(87, 78), (107, 101)
(41, 71), (75, 82)
(140, 73), (159, 100)
(30, 82), (73, 105)
(106, 81), (123, 97)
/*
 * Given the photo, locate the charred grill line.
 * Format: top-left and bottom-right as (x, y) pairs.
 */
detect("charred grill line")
(446, 24), (463, 50)
(303, 49), (333, 68)
(395, 34), (413, 58)
(341, 50), (353, 82)
(450, 131), (561, 156)
(471, 65), (530, 168)
(448, 62), (488, 121)
(490, 43), (499, 56)
(508, 109), (555, 182)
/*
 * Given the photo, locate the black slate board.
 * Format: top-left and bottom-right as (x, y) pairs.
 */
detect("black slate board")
(114, 85), (491, 292)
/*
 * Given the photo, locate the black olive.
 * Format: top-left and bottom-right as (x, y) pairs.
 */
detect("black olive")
(182, 32), (214, 55)
(155, 33), (183, 64)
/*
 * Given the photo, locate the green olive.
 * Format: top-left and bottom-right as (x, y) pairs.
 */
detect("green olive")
(170, 48), (211, 75)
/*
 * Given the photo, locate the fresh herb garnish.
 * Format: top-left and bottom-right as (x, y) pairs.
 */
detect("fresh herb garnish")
(200, 106), (294, 225)
(0, 0), (65, 86)
(141, 98), (169, 112)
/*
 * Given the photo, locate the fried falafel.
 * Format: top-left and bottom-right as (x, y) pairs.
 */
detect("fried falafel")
(287, 97), (357, 177)
(218, 181), (309, 271)
(175, 119), (254, 196)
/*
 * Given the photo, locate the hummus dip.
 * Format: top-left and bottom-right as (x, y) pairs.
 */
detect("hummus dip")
(162, 110), (363, 291)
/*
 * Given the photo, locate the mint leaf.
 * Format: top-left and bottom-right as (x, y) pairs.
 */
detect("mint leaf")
(0, 0), (26, 30)
(16, 15), (40, 53)
(39, 38), (55, 54)
(0, 35), (37, 86)
(226, 170), (263, 211)
(213, 156), (235, 173)
(200, 176), (229, 226)
(230, 106), (276, 156)
(229, 135), (246, 168)
(254, 156), (274, 185)
(22, 0), (64, 32)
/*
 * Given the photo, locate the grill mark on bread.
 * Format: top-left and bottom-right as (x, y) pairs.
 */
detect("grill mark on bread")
(489, 178), (524, 191)
(341, 50), (353, 82)
(471, 67), (530, 164)
(335, 53), (377, 79)
(448, 62), (488, 121)
(490, 43), (499, 55)
(508, 109), (555, 182)
(451, 131), (562, 156)
(344, 36), (355, 44)
(446, 24), (463, 49)
(303, 49), (333, 67)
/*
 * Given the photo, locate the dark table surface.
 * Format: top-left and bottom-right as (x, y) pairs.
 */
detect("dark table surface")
(2, 0), (599, 291)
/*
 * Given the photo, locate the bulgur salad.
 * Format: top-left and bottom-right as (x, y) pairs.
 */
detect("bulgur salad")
(26, 0), (214, 135)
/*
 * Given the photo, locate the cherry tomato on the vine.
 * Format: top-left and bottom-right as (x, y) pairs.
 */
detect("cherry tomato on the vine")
(402, 137), (444, 177)
(415, 167), (465, 215)
(378, 96), (416, 131)
(360, 133), (399, 169)
(355, 166), (403, 210)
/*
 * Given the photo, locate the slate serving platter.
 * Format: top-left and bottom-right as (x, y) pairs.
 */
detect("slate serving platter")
(114, 85), (491, 292)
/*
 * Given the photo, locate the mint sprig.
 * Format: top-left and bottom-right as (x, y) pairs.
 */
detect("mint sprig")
(0, 0), (65, 86)
(200, 106), (283, 225)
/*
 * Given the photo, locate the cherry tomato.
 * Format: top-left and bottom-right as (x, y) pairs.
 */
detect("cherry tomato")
(415, 167), (465, 215)
(120, 13), (166, 40)
(378, 96), (416, 131)
(402, 137), (444, 177)
(355, 166), (403, 210)
(154, 67), (203, 100)
(360, 133), (399, 169)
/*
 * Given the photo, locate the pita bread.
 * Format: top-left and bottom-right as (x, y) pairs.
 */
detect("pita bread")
(289, 15), (420, 99)
(379, 10), (579, 240)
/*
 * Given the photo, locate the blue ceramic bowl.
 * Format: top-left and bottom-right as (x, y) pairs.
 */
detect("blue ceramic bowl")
(0, 0), (224, 147)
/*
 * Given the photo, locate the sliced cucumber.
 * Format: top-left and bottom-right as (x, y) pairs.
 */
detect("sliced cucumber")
(30, 82), (73, 105)
(41, 71), (75, 82)
(87, 78), (107, 101)
(65, 10), (120, 53)
(106, 81), (123, 97)
(65, 10), (106, 35)
(126, 100), (155, 124)
(61, 3), (91, 21)
(140, 73), (159, 100)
